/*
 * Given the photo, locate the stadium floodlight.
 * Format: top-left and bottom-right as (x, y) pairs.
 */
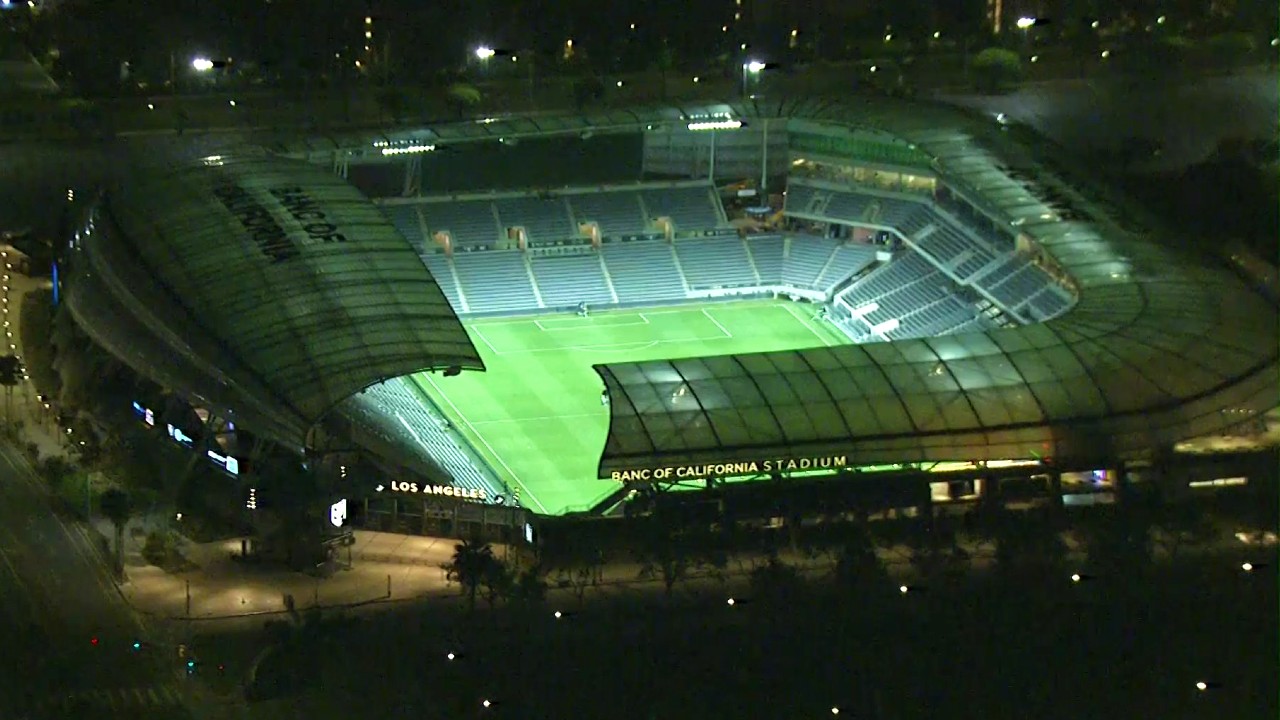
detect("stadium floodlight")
(1016, 16), (1036, 29)
(381, 143), (437, 156)
(744, 60), (767, 73)
(687, 119), (742, 131)
(191, 57), (214, 72)
(474, 46), (496, 60)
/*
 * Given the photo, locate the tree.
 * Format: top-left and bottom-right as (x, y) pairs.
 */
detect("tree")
(444, 540), (496, 613)
(375, 87), (411, 123)
(652, 40), (675, 101)
(481, 559), (513, 611)
(748, 554), (805, 609)
(1151, 501), (1218, 561)
(977, 507), (1065, 584)
(571, 76), (605, 111)
(636, 519), (691, 601)
(0, 354), (21, 427)
(970, 47), (1021, 94)
(1205, 32), (1257, 68)
(445, 83), (481, 118)
(1078, 505), (1153, 585)
(833, 523), (891, 596)
(99, 487), (132, 576)
(514, 566), (547, 604)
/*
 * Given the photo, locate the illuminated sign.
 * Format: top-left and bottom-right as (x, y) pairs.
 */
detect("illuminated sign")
(207, 450), (240, 476)
(384, 480), (488, 502)
(132, 401), (157, 427)
(329, 499), (348, 528)
(167, 424), (194, 448)
(610, 455), (849, 482)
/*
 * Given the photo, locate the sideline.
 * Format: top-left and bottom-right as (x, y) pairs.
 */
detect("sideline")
(418, 374), (548, 514)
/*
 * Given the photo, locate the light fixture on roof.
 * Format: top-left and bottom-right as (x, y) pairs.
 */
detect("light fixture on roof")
(687, 119), (742, 131)
(381, 144), (436, 156)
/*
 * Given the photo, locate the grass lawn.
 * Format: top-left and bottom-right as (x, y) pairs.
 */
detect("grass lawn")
(413, 299), (850, 516)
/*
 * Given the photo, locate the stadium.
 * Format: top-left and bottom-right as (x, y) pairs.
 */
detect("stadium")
(61, 96), (1279, 536)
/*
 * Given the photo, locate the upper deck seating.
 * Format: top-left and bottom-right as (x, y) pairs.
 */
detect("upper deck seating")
(421, 200), (502, 248)
(493, 196), (576, 244)
(640, 186), (723, 231)
(569, 192), (648, 236)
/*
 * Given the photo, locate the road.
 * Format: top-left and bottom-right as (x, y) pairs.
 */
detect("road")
(0, 442), (195, 719)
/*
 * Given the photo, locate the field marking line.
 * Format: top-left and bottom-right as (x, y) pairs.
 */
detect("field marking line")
(701, 308), (734, 339)
(535, 313), (650, 331)
(420, 374), (548, 515)
(781, 301), (835, 347)
(470, 411), (604, 426)
(469, 326), (502, 355)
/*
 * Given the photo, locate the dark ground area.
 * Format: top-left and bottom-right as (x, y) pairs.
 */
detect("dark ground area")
(192, 546), (1277, 720)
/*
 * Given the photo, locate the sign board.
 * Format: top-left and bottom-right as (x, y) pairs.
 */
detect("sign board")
(329, 499), (348, 528)
(610, 454), (850, 482)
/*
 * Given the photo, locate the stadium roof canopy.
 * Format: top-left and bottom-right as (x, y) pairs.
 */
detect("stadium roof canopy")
(593, 97), (1279, 476)
(65, 151), (481, 446)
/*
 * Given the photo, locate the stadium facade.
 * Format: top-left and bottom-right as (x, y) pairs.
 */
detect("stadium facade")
(64, 151), (482, 455)
(61, 97), (1279, 524)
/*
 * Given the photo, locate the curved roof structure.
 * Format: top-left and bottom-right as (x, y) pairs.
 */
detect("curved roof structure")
(595, 97), (1279, 477)
(65, 152), (481, 446)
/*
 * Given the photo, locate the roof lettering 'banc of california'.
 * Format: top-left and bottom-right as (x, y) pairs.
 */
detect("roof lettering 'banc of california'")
(67, 152), (481, 446)
(594, 97), (1279, 477)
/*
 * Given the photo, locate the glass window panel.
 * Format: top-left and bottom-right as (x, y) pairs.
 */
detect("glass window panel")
(867, 396), (913, 433)
(900, 393), (947, 432)
(934, 392), (980, 429)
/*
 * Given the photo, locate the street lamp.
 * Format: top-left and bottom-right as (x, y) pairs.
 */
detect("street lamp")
(191, 57), (214, 72)
(1015, 17), (1036, 56)
(742, 59), (765, 98)
(474, 46), (496, 60)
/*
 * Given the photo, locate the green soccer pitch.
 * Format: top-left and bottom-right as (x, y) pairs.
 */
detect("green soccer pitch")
(411, 299), (851, 516)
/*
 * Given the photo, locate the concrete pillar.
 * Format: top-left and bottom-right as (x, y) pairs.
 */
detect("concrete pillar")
(1114, 464), (1131, 506)
(1048, 471), (1065, 517)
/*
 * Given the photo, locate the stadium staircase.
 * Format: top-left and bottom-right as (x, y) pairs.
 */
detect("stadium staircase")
(668, 243), (693, 293)
(598, 253), (621, 304)
(344, 378), (502, 499)
(742, 237), (764, 285)
(523, 254), (547, 309)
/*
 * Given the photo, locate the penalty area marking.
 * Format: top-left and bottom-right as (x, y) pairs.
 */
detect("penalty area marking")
(468, 326), (502, 355)
(701, 308), (734, 339)
(419, 374), (548, 514)
(534, 313), (651, 331)
(781, 302), (836, 347)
